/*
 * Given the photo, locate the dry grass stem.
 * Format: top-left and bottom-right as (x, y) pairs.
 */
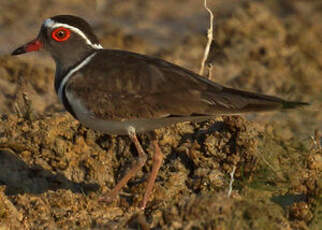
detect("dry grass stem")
(199, 0), (214, 78)
(228, 165), (236, 197)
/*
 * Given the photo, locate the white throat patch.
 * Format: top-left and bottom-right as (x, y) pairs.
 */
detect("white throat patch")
(44, 18), (103, 50)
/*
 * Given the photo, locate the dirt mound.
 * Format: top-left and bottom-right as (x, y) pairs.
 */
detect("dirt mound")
(0, 0), (321, 229)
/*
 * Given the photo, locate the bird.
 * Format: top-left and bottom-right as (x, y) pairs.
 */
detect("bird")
(12, 15), (308, 209)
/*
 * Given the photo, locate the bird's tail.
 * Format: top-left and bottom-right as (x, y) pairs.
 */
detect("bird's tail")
(216, 87), (310, 113)
(281, 100), (310, 109)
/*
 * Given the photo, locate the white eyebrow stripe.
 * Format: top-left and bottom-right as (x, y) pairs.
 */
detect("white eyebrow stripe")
(44, 18), (103, 49)
(58, 52), (97, 103)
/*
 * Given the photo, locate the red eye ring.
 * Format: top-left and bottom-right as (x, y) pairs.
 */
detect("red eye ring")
(51, 27), (71, 42)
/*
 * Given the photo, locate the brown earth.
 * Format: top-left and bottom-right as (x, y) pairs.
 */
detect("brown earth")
(0, 0), (321, 229)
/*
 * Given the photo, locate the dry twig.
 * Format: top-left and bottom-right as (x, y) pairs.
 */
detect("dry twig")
(227, 165), (236, 197)
(199, 0), (214, 78)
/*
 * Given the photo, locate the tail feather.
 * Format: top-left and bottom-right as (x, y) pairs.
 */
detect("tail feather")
(218, 87), (309, 113)
(282, 101), (310, 109)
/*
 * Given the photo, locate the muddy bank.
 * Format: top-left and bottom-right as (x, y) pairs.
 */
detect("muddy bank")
(0, 0), (321, 229)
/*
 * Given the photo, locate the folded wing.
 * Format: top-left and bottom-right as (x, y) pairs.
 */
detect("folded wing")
(65, 50), (308, 121)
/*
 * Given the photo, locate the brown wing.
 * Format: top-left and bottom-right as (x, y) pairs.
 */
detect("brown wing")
(65, 50), (306, 121)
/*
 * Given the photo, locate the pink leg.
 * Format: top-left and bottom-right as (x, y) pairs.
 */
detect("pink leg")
(140, 140), (164, 209)
(99, 127), (147, 203)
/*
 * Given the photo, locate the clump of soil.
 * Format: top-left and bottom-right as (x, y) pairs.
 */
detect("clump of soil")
(0, 55), (59, 115)
(0, 0), (321, 229)
(0, 111), (260, 229)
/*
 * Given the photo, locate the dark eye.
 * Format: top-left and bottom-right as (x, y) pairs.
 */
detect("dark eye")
(57, 30), (65, 38)
(51, 27), (71, 42)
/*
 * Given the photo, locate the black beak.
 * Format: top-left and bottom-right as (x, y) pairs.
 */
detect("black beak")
(12, 46), (27, 55)
(11, 38), (43, 56)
